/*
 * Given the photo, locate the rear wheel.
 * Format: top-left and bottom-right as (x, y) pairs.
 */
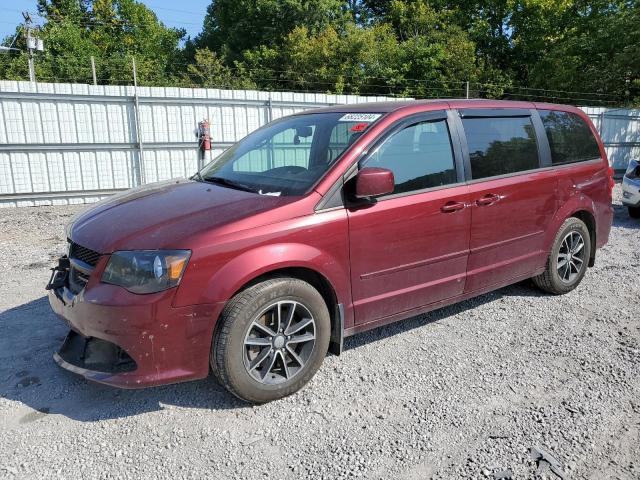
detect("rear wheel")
(629, 206), (640, 219)
(533, 217), (591, 295)
(212, 277), (330, 403)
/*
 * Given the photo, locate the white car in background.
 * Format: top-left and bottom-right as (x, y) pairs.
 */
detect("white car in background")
(622, 159), (640, 218)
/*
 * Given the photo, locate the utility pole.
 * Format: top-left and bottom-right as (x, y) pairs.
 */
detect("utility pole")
(22, 12), (35, 82)
(90, 56), (97, 85)
(22, 12), (43, 82)
(131, 56), (145, 186)
(132, 56), (138, 88)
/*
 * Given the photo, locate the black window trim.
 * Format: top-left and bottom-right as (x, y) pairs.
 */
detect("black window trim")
(453, 108), (552, 183)
(458, 108), (532, 118)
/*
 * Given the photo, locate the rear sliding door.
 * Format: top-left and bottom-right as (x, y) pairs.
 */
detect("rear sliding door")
(454, 108), (557, 293)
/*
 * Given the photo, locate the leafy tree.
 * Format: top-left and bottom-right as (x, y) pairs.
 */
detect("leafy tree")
(0, 0), (637, 105)
(526, 1), (640, 103)
(0, 0), (185, 85)
(89, 0), (186, 84)
(361, 0), (393, 18)
(386, 0), (479, 96)
(182, 48), (256, 89)
(239, 12), (480, 98)
(196, 0), (348, 61)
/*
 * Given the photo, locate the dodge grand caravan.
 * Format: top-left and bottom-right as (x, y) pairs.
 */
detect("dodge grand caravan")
(47, 100), (614, 402)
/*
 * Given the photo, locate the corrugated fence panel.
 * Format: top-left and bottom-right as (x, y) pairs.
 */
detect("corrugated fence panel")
(580, 107), (640, 171)
(0, 79), (634, 207)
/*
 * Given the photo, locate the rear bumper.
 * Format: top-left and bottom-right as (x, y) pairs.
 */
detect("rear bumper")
(48, 283), (223, 388)
(622, 176), (640, 207)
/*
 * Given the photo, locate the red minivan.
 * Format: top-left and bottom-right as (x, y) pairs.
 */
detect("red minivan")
(47, 100), (614, 402)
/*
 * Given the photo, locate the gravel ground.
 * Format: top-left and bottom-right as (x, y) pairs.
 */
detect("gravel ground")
(0, 185), (638, 480)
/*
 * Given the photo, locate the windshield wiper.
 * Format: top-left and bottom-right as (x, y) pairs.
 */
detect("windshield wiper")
(192, 171), (205, 182)
(202, 176), (257, 193)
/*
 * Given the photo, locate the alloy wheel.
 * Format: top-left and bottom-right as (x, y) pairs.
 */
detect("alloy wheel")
(557, 231), (586, 283)
(243, 301), (316, 385)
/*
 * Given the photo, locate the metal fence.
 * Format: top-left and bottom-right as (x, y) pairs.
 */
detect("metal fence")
(0, 80), (638, 207)
(581, 106), (640, 174)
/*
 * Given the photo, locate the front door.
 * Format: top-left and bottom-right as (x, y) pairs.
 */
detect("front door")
(347, 112), (471, 325)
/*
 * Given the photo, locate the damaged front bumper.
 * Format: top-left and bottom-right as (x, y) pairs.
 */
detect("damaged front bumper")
(47, 256), (223, 388)
(54, 330), (137, 383)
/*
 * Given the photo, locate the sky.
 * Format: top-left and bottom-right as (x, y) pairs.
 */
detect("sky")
(0, 0), (210, 43)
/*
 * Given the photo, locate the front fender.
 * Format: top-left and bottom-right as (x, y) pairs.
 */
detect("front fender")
(172, 206), (351, 323)
(205, 243), (349, 304)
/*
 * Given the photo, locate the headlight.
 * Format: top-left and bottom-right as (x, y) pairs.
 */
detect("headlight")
(101, 250), (191, 294)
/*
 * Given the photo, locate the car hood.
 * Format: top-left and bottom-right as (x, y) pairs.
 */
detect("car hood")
(68, 179), (296, 253)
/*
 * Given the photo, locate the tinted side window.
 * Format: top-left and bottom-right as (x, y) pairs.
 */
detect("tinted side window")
(462, 116), (539, 179)
(365, 119), (457, 195)
(539, 110), (601, 165)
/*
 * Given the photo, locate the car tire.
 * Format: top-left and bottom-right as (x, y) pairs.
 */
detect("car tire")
(629, 206), (640, 219)
(533, 217), (591, 295)
(211, 277), (331, 403)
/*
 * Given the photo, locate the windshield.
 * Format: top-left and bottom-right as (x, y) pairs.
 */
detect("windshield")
(197, 112), (383, 196)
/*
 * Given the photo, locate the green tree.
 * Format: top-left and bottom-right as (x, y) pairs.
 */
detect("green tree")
(0, 0), (185, 85)
(526, 1), (639, 103)
(182, 48), (256, 89)
(238, 10), (481, 99)
(0, 0), (637, 105)
(387, 0), (481, 97)
(196, 0), (348, 61)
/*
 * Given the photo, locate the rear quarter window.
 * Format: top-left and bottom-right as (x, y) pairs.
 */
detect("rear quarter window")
(539, 110), (601, 165)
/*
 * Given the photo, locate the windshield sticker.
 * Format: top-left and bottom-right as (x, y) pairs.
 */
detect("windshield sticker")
(338, 113), (381, 122)
(350, 122), (370, 132)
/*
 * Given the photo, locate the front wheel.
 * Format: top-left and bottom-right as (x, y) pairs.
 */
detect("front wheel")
(533, 217), (591, 295)
(212, 277), (331, 403)
(629, 206), (640, 219)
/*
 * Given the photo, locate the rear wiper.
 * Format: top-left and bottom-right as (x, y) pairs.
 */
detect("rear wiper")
(203, 176), (256, 193)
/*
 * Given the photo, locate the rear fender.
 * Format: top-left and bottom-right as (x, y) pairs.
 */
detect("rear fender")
(543, 194), (596, 257)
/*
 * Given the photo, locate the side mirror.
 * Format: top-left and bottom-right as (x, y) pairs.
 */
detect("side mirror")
(355, 167), (395, 199)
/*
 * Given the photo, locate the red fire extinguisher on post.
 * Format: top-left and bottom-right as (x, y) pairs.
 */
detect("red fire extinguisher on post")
(197, 119), (211, 168)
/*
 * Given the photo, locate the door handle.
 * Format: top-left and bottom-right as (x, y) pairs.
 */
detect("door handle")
(441, 201), (467, 213)
(475, 194), (501, 206)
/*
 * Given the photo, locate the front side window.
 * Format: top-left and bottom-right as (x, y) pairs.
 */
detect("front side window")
(539, 110), (601, 165)
(364, 119), (457, 195)
(462, 116), (540, 180)
(199, 112), (382, 196)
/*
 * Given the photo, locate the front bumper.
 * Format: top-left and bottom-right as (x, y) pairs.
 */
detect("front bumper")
(622, 175), (640, 207)
(48, 272), (223, 388)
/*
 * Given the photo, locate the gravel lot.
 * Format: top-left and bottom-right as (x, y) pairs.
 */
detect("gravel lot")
(0, 185), (638, 480)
